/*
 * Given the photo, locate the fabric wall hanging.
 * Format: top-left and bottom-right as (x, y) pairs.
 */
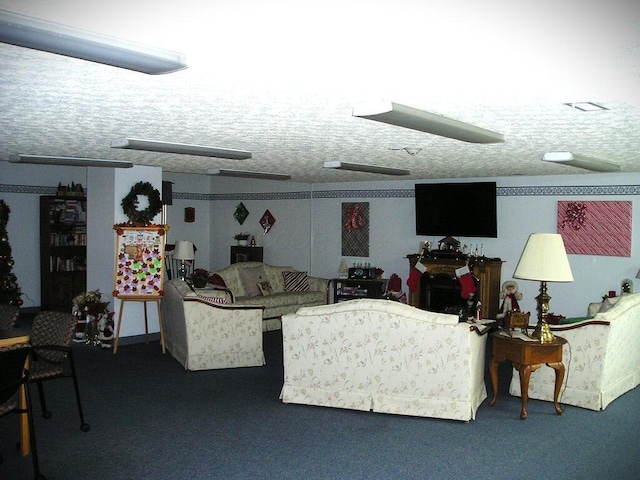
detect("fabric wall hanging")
(342, 202), (369, 257)
(557, 200), (631, 256)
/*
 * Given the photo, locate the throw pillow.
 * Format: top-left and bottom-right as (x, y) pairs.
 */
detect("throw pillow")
(257, 280), (274, 296)
(282, 271), (310, 292)
(210, 273), (226, 288)
(196, 294), (227, 305)
(240, 265), (267, 297)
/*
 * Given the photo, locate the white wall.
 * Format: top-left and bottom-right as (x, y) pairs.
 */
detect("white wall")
(3, 161), (639, 332)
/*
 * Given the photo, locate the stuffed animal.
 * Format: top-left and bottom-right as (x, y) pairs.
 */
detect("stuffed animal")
(496, 280), (522, 320)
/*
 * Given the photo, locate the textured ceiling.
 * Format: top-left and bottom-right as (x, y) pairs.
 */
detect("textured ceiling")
(1, 0), (640, 183)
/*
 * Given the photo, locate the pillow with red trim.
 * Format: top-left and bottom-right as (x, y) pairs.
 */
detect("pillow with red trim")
(196, 294), (227, 305)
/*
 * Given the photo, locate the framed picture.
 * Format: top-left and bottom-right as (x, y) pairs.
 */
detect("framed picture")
(113, 225), (168, 299)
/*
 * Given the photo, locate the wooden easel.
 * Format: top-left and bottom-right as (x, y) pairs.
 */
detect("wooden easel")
(113, 297), (165, 354)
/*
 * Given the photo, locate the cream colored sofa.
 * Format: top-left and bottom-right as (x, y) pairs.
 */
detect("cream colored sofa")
(509, 293), (640, 411)
(162, 279), (265, 371)
(210, 262), (330, 331)
(280, 299), (488, 422)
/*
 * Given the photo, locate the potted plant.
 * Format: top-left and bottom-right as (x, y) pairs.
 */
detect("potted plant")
(188, 268), (210, 288)
(234, 232), (250, 246)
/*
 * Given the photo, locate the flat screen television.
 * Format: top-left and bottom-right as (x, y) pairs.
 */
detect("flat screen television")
(415, 181), (497, 238)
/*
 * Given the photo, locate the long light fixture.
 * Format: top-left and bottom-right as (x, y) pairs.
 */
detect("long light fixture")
(207, 168), (291, 180)
(9, 154), (133, 168)
(542, 152), (620, 172)
(111, 138), (252, 160)
(0, 9), (187, 75)
(323, 161), (410, 176)
(353, 101), (505, 144)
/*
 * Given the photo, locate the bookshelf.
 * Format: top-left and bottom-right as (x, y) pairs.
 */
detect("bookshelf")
(40, 196), (87, 311)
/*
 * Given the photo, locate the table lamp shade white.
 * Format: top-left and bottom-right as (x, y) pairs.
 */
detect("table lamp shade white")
(173, 240), (195, 281)
(513, 233), (573, 343)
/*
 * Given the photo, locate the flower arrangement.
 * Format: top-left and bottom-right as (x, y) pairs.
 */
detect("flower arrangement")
(188, 268), (210, 288)
(234, 232), (250, 240)
(72, 289), (115, 348)
(374, 267), (384, 279)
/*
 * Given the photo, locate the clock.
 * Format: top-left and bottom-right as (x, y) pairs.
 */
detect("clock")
(348, 267), (373, 279)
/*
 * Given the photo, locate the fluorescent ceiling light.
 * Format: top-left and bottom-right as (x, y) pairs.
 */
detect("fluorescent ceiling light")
(0, 9), (187, 75)
(323, 161), (410, 176)
(111, 138), (252, 160)
(207, 168), (291, 180)
(353, 101), (505, 144)
(542, 152), (620, 172)
(564, 102), (608, 112)
(9, 154), (133, 168)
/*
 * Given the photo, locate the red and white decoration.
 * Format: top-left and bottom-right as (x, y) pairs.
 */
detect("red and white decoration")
(557, 200), (632, 257)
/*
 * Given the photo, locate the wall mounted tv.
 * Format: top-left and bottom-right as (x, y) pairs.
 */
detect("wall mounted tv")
(415, 181), (497, 238)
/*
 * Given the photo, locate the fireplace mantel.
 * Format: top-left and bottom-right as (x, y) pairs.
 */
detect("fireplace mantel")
(406, 255), (503, 320)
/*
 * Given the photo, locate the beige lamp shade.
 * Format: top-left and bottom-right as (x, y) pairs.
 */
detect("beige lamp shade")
(513, 233), (574, 282)
(173, 240), (195, 261)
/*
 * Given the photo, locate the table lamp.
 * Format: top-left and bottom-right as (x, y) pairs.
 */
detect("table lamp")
(513, 233), (573, 343)
(173, 240), (195, 281)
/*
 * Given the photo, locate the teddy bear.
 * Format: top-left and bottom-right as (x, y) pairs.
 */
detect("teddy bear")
(496, 280), (522, 321)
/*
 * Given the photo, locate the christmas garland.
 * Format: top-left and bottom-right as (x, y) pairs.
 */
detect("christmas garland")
(121, 182), (162, 225)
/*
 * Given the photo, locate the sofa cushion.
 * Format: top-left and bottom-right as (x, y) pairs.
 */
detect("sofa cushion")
(283, 271), (310, 292)
(240, 265), (267, 297)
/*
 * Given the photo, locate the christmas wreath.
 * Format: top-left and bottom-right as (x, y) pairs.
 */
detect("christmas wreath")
(121, 181), (162, 225)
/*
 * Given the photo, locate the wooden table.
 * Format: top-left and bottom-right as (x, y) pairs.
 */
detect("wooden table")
(0, 330), (31, 455)
(488, 331), (567, 420)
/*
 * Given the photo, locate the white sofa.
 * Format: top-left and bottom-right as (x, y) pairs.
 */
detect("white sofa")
(162, 279), (265, 371)
(280, 299), (488, 422)
(210, 262), (330, 331)
(509, 293), (640, 411)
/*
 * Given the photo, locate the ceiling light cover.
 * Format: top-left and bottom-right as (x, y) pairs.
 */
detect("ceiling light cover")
(353, 101), (505, 144)
(323, 161), (410, 176)
(9, 154), (133, 168)
(111, 138), (252, 160)
(0, 9), (187, 75)
(207, 168), (291, 180)
(542, 152), (620, 173)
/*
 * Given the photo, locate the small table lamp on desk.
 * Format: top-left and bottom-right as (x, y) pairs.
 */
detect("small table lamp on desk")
(513, 233), (573, 343)
(173, 240), (195, 281)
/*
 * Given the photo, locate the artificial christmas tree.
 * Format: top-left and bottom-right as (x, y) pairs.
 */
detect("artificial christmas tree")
(0, 199), (23, 306)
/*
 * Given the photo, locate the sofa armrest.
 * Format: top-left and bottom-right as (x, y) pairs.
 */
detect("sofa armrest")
(307, 276), (331, 302)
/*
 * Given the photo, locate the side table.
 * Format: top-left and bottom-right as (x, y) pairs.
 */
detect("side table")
(488, 331), (567, 420)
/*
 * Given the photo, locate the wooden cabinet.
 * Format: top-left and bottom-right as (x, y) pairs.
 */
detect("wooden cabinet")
(406, 255), (503, 320)
(230, 246), (263, 264)
(332, 278), (388, 303)
(40, 196), (87, 311)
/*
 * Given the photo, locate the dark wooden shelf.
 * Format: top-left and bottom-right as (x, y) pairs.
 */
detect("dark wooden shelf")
(40, 196), (87, 311)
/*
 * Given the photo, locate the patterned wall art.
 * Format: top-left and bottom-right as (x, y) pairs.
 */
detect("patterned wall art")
(342, 202), (369, 257)
(557, 200), (632, 256)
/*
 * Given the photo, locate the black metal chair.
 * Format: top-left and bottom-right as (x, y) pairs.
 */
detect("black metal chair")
(0, 344), (45, 479)
(0, 304), (19, 331)
(29, 311), (90, 432)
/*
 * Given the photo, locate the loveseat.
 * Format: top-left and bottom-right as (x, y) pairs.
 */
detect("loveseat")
(162, 278), (265, 371)
(210, 262), (330, 331)
(509, 293), (640, 411)
(280, 299), (488, 422)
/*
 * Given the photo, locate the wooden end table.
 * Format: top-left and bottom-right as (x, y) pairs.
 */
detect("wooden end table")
(488, 331), (567, 420)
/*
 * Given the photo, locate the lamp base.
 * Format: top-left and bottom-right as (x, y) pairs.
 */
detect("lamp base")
(531, 319), (555, 343)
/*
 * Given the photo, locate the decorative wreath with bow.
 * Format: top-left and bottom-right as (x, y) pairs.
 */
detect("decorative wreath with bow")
(121, 181), (162, 225)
